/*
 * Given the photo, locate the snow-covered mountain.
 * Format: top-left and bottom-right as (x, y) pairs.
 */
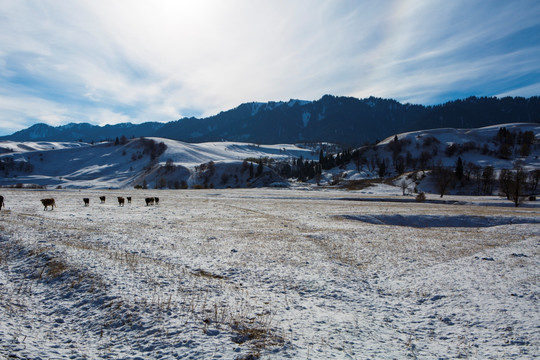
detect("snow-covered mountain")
(2, 95), (539, 146)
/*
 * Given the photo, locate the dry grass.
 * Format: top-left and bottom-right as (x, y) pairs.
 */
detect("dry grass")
(192, 269), (225, 280)
(342, 178), (385, 190)
(230, 316), (284, 356)
(45, 258), (68, 278)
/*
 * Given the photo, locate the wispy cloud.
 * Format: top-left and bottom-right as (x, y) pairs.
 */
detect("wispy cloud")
(0, 0), (539, 135)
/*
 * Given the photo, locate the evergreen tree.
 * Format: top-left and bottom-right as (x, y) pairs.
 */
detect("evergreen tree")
(256, 159), (263, 177)
(482, 166), (495, 195)
(394, 155), (405, 174)
(455, 157), (464, 181)
(307, 160), (315, 179)
(280, 162), (292, 177)
(529, 169), (540, 194)
(378, 159), (386, 178)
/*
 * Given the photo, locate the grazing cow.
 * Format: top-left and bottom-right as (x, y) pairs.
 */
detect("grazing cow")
(99, 196), (106, 203)
(145, 197), (155, 206)
(0, 195), (4, 210)
(154, 197), (159, 205)
(41, 198), (56, 210)
(118, 197), (125, 206)
(83, 198), (90, 206)
(126, 196), (132, 204)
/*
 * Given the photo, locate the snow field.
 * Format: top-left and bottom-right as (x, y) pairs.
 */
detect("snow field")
(0, 188), (539, 359)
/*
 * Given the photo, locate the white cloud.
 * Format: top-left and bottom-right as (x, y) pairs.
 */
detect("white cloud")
(496, 83), (540, 99)
(0, 94), (71, 131)
(89, 109), (132, 127)
(0, 0), (539, 135)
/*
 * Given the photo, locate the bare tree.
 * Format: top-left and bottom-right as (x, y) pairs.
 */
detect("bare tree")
(435, 167), (455, 198)
(400, 179), (411, 195)
(498, 169), (512, 199)
(509, 167), (527, 207)
(482, 166), (495, 195)
(529, 169), (540, 194)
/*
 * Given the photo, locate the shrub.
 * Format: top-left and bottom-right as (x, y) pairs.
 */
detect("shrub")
(221, 173), (230, 185)
(415, 192), (426, 202)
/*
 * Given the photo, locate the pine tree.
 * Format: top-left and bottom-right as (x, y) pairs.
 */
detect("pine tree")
(455, 157), (463, 181)
(378, 159), (386, 178)
(256, 159), (263, 177)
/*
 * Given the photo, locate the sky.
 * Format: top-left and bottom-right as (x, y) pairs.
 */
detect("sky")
(0, 0), (539, 136)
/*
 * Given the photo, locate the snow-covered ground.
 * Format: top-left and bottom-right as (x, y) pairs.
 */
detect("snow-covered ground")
(1, 187), (538, 359)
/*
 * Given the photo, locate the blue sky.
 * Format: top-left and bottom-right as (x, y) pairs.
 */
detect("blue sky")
(0, 0), (539, 136)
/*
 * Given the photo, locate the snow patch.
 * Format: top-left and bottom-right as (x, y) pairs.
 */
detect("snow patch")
(250, 102), (264, 116)
(302, 111), (311, 128)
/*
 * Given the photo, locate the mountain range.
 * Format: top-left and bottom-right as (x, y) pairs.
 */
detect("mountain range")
(2, 95), (539, 146)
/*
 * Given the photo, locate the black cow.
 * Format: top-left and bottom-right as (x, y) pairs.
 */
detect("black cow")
(83, 198), (90, 206)
(145, 197), (155, 206)
(99, 196), (106, 203)
(118, 197), (125, 206)
(126, 196), (132, 204)
(41, 198), (56, 210)
(154, 197), (159, 205)
(0, 195), (4, 210)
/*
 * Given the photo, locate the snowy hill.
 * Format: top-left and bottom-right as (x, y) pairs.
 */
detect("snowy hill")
(0, 140), (88, 154)
(378, 123), (540, 171)
(314, 123), (540, 198)
(0, 138), (318, 189)
(0, 123), (538, 195)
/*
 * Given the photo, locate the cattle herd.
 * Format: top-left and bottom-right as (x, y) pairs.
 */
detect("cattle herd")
(0, 195), (160, 211)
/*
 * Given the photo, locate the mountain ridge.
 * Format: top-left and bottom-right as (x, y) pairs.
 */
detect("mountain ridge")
(2, 95), (539, 145)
